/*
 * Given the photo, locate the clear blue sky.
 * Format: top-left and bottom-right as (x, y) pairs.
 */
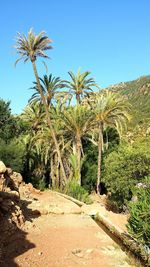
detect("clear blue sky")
(1, 0), (150, 114)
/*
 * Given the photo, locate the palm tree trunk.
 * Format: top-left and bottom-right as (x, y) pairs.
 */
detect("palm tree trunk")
(76, 134), (81, 185)
(50, 156), (54, 187)
(76, 94), (80, 105)
(97, 121), (103, 194)
(32, 61), (67, 183)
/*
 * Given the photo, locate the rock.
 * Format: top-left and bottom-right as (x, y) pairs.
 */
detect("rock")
(75, 252), (84, 258)
(136, 182), (148, 189)
(0, 161), (6, 174)
(19, 183), (41, 199)
(6, 168), (13, 176)
(86, 249), (94, 254)
(72, 248), (82, 254)
(10, 172), (23, 188)
(50, 206), (64, 214)
(0, 174), (5, 191)
(10, 190), (19, 197)
(131, 196), (138, 202)
(26, 183), (34, 191)
(4, 187), (11, 193)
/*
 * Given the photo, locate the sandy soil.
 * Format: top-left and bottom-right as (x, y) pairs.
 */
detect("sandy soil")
(1, 191), (136, 267)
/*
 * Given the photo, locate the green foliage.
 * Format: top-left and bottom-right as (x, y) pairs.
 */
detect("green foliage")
(65, 69), (99, 104)
(0, 139), (25, 172)
(103, 137), (150, 210)
(0, 99), (17, 142)
(127, 176), (150, 247)
(0, 99), (28, 173)
(61, 180), (92, 204)
(15, 28), (52, 64)
(81, 140), (97, 192)
(82, 129), (119, 192)
(108, 75), (150, 128)
(103, 127), (120, 151)
(29, 74), (66, 106)
(69, 153), (85, 183)
(31, 176), (47, 191)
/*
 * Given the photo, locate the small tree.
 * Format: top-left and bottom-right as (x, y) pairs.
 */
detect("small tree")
(65, 69), (99, 104)
(29, 74), (66, 107)
(61, 105), (93, 185)
(89, 90), (131, 193)
(0, 99), (17, 142)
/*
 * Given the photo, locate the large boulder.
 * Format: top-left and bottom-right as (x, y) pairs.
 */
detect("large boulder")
(0, 161), (6, 174)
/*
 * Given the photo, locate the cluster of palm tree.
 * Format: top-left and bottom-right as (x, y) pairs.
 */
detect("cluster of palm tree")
(15, 29), (131, 193)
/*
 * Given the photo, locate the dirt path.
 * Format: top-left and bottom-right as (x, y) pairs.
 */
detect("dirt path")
(2, 191), (136, 267)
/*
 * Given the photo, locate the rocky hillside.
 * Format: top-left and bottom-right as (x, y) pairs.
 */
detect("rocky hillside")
(109, 75), (150, 119)
(107, 75), (150, 129)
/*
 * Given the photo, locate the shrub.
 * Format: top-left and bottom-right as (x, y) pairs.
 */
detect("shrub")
(127, 176), (150, 248)
(60, 180), (92, 204)
(31, 176), (47, 191)
(0, 139), (25, 172)
(103, 137), (150, 210)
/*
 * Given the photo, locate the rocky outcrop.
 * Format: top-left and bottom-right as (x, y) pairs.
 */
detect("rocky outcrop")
(0, 161), (42, 265)
(0, 162), (25, 234)
(0, 161), (40, 262)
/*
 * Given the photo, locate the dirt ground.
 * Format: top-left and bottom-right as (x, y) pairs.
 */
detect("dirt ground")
(1, 191), (137, 267)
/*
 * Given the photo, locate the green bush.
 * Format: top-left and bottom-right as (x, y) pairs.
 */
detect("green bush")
(81, 140), (97, 192)
(31, 176), (47, 191)
(103, 137), (150, 210)
(60, 180), (92, 204)
(0, 139), (25, 172)
(127, 176), (150, 248)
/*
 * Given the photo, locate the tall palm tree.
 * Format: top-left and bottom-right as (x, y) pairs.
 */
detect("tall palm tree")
(90, 90), (131, 193)
(15, 28), (67, 182)
(65, 69), (99, 104)
(61, 105), (93, 185)
(29, 74), (67, 107)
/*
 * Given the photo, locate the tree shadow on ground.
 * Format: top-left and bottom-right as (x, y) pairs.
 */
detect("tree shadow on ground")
(0, 197), (41, 267)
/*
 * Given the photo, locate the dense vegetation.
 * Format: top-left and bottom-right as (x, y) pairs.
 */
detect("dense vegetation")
(103, 137), (150, 210)
(127, 176), (150, 248)
(0, 29), (150, 247)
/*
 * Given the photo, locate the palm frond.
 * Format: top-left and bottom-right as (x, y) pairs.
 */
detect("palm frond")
(15, 28), (53, 64)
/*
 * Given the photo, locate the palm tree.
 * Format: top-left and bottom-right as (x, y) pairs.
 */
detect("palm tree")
(21, 103), (67, 187)
(65, 69), (99, 104)
(61, 105), (93, 185)
(31, 105), (72, 188)
(31, 125), (56, 187)
(20, 102), (46, 181)
(90, 90), (131, 193)
(15, 28), (67, 182)
(29, 74), (67, 107)
(21, 102), (45, 133)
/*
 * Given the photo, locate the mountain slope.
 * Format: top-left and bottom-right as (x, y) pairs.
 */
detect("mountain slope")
(106, 75), (150, 129)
